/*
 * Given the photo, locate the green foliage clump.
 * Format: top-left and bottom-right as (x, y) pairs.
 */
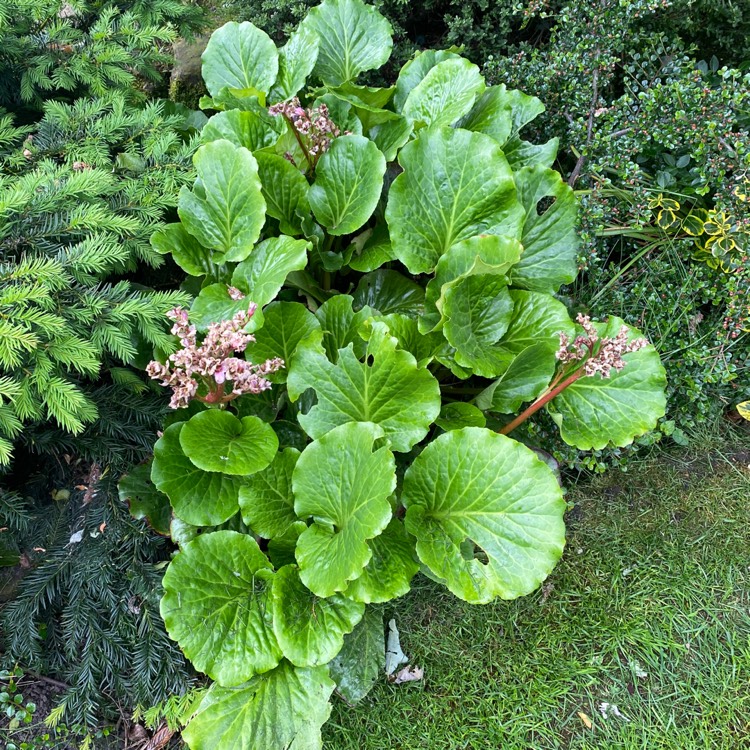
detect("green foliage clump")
(130, 3), (669, 748)
(0, 0), (203, 110)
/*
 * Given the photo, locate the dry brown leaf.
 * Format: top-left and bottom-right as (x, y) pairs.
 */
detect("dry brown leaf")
(578, 711), (593, 729)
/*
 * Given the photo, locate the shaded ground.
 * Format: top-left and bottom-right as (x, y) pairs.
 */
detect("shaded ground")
(325, 434), (750, 749)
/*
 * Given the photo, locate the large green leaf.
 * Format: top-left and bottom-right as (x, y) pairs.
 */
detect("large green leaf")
(344, 519), (419, 603)
(443, 276), (515, 377)
(353, 269), (424, 318)
(118, 461), (171, 535)
(504, 135), (559, 170)
(368, 115), (412, 162)
(308, 135), (386, 236)
(550, 318), (667, 450)
(364, 313), (450, 367)
(151, 223), (215, 278)
(292, 422), (396, 597)
(269, 24), (320, 101)
(403, 427), (566, 604)
(179, 411), (278, 476)
(161, 531), (281, 685)
(287, 321), (441, 452)
(456, 86), (513, 146)
(245, 302), (320, 383)
(328, 607), (385, 703)
(301, 0), (393, 86)
(402, 57), (484, 129)
(475, 343), (556, 413)
(347, 225), (397, 272)
(182, 662), (334, 750)
(178, 140), (266, 263)
(202, 21), (278, 98)
(201, 109), (284, 151)
(232, 236), (311, 305)
(152, 423), (242, 526)
(393, 48), (461, 112)
(499, 290), (575, 355)
(510, 166), (578, 294)
(314, 295), (373, 362)
(255, 152), (311, 236)
(239, 447), (299, 539)
(189, 285), (262, 333)
(386, 127), (523, 274)
(435, 402), (486, 431)
(421, 234), (523, 334)
(271, 565), (364, 667)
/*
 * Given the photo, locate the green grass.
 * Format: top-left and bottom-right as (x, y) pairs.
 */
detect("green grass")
(324, 438), (750, 749)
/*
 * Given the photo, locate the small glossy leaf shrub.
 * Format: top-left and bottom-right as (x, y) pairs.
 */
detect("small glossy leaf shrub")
(128, 2), (667, 746)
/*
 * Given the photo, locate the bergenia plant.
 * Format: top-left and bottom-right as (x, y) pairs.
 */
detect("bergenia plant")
(118, 1), (667, 747)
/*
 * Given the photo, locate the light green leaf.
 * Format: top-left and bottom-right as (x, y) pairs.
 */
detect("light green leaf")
(510, 166), (578, 294)
(332, 81), (396, 109)
(245, 302), (320, 384)
(347, 225), (397, 272)
(403, 428), (566, 603)
(178, 140), (266, 263)
(202, 21), (278, 98)
(550, 318), (667, 450)
(239, 448), (299, 539)
(315, 94), (364, 136)
(329, 606), (385, 703)
(152, 423), (242, 526)
(386, 127), (523, 274)
(368, 115), (412, 162)
(232, 236), (311, 307)
(255, 152), (311, 236)
(314, 295), (373, 362)
(270, 24), (320, 101)
(301, 0), (393, 86)
(353, 269), (424, 318)
(421, 234), (523, 334)
(402, 57), (485, 129)
(456, 86), (514, 146)
(201, 109), (284, 151)
(292, 422), (396, 597)
(435, 402), (486, 431)
(118, 461), (171, 536)
(287, 321), (441, 452)
(272, 565), (365, 667)
(189, 284), (262, 333)
(475, 343), (556, 413)
(393, 48), (461, 112)
(180, 411), (278, 476)
(308, 135), (386, 236)
(182, 662), (334, 750)
(499, 290), (574, 356)
(443, 276), (515, 377)
(161, 531), (281, 685)
(151, 223), (216, 277)
(344, 519), (419, 603)
(268, 521), (307, 569)
(364, 313), (450, 367)
(504, 135), (559, 170)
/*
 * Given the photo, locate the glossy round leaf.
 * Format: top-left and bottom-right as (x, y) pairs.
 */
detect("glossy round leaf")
(499, 290), (575, 356)
(178, 140), (266, 263)
(292, 422), (396, 597)
(182, 662), (334, 750)
(301, 0), (393, 86)
(271, 565), (365, 667)
(287, 321), (441, 452)
(344, 519), (419, 603)
(456, 86), (514, 146)
(435, 402), (486, 431)
(161, 531), (281, 685)
(314, 295), (373, 362)
(202, 21), (278, 97)
(270, 24), (320, 101)
(255, 152), (312, 236)
(151, 223), (215, 278)
(401, 57), (485, 129)
(309, 135), (386, 236)
(403, 427), (566, 603)
(353, 269), (425, 319)
(180, 411), (278, 476)
(386, 127), (523, 274)
(239, 447), (300, 539)
(189, 284), (263, 333)
(550, 318), (667, 450)
(201, 109), (284, 151)
(393, 48), (461, 112)
(151, 423), (243, 526)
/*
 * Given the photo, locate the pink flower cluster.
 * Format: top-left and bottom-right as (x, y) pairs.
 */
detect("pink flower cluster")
(146, 305), (284, 409)
(268, 97), (344, 160)
(556, 314), (649, 378)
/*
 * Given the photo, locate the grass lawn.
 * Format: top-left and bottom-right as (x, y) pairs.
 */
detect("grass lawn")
(324, 436), (750, 749)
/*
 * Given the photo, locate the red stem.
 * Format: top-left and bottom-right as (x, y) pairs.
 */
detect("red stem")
(499, 369), (584, 436)
(284, 115), (313, 171)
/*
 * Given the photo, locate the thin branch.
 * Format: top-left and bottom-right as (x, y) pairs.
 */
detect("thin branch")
(568, 64), (600, 188)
